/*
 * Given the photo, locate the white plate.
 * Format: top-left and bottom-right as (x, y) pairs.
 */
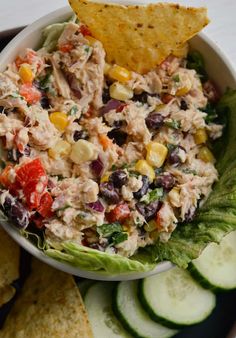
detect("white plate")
(0, 6), (236, 281)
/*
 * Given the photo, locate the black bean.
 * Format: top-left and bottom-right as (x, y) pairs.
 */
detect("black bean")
(136, 200), (162, 222)
(133, 175), (149, 199)
(73, 130), (89, 142)
(145, 112), (164, 130)
(168, 146), (186, 167)
(107, 129), (127, 146)
(180, 100), (188, 111)
(102, 88), (111, 104)
(24, 145), (31, 157)
(133, 92), (149, 104)
(1, 193), (29, 229)
(40, 95), (50, 109)
(100, 182), (120, 205)
(7, 149), (22, 162)
(133, 92), (158, 104)
(109, 170), (128, 188)
(154, 172), (175, 191)
(0, 106), (4, 113)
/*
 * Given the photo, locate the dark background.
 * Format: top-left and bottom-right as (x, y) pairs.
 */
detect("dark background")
(0, 31), (235, 338)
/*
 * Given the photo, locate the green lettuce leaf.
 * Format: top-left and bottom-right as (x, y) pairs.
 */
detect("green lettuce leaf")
(45, 242), (154, 274)
(40, 15), (78, 52)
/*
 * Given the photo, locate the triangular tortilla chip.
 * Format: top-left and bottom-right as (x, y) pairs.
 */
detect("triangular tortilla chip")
(0, 258), (93, 338)
(0, 226), (20, 289)
(69, 0), (209, 73)
(0, 285), (16, 307)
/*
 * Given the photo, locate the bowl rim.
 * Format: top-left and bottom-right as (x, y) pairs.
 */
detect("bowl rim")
(1, 6), (236, 281)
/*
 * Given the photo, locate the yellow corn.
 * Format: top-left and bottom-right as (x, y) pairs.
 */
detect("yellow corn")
(19, 63), (34, 84)
(108, 65), (131, 83)
(146, 142), (168, 168)
(48, 140), (71, 159)
(155, 104), (166, 112)
(49, 112), (69, 132)
(168, 187), (181, 208)
(104, 63), (112, 76)
(194, 129), (208, 145)
(85, 35), (97, 45)
(109, 82), (133, 101)
(175, 75), (192, 97)
(100, 173), (110, 183)
(70, 139), (98, 164)
(198, 147), (215, 163)
(144, 220), (157, 232)
(135, 160), (155, 182)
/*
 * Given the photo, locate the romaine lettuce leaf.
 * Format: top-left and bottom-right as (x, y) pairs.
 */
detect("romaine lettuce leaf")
(45, 242), (154, 274)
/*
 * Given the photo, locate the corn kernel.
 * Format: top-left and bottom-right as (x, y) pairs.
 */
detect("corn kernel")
(49, 112), (69, 132)
(172, 43), (189, 58)
(198, 146), (215, 163)
(146, 142), (168, 168)
(194, 129), (208, 145)
(109, 82), (133, 101)
(135, 160), (155, 182)
(100, 173), (110, 183)
(70, 139), (98, 164)
(168, 188), (181, 208)
(155, 104), (166, 112)
(85, 36), (97, 45)
(48, 140), (71, 159)
(144, 220), (157, 232)
(104, 63), (112, 76)
(19, 63), (34, 84)
(175, 75), (192, 97)
(108, 65), (131, 83)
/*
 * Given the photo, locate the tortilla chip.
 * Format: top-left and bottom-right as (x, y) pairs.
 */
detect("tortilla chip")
(0, 227), (20, 289)
(0, 258), (93, 338)
(69, 0), (209, 73)
(0, 285), (16, 307)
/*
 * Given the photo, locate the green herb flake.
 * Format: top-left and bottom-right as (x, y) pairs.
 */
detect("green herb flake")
(97, 222), (122, 238)
(84, 46), (91, 53)
(187, 51), (208, 83)
(111, 232), (128, 245)
(140, 188), (164, 204)
(182, 168), (197, 175)
(165, 119), (180, 129)
(172, 74), (180, 83)
(69, 105), (78, 115)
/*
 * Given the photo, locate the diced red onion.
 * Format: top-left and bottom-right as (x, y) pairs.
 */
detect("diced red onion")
(90, 156), (104, 177)
(99, 99), (122, 116)
(87, 200), (105, 213)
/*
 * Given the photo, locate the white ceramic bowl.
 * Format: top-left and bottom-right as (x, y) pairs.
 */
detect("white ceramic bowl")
(0, 6), (236, 281)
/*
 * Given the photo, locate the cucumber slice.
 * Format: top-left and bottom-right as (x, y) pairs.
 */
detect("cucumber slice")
(189, 230), (236, 291)
(140, 267), (216, 329)
(84, 282), (131, 338)
(113, 281), (177, 338)
(77, 280), (95, 298)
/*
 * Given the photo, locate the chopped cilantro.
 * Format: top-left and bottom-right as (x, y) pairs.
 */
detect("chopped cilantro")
(187, 51), (208, 83)
(84, 46), (91, 53)
(69, 105), (78, 115)
(140, 188), (164, 204)
(97, 222), (122, 238)
(111, 232), (128, 245)
(172, 74), (180, 82)
(182, 168), (197, 175)
(165, 119), (180, 129)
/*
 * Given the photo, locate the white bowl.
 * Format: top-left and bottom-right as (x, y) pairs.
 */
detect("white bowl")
(0, 6), (236, 281)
